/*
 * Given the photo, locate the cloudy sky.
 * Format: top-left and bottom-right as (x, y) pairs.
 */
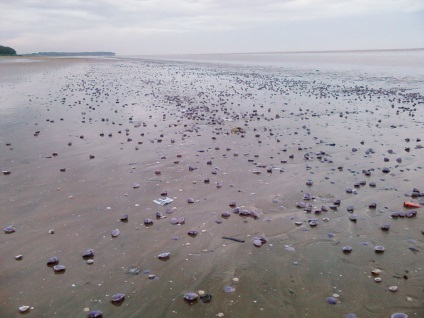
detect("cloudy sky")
(1, 0), (423, 55)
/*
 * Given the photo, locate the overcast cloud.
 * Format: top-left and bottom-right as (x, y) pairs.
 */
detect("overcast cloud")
(1, 0), (423, 55)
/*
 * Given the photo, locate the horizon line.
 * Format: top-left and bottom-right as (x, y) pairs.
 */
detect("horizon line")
(134, 47), (424, 57)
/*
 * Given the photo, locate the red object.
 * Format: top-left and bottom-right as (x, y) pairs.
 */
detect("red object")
(404, 201), (421, 208)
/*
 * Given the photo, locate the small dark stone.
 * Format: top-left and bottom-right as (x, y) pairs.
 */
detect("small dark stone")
(309, 220), (318, 227)
(83, 249), (94, 258)
(375, 245), (385, 253)
(47, 256), (59, 266)
(184, 292), (198, 302)
(4, 225), (15, 234)
(406, 210), (417, 218)
(144, 218), (154, 226)
(342, 246), (353, 253)
(156, 212), (166, 219)
(380, 224), (390, 231)
(158, 252), (170, 260)
(111, 293), (125, 303)
(200, 293), (213, 303)
(187, 230), (198, 237)
(326, 296), (338, 305)
(88, 310), (103, 318)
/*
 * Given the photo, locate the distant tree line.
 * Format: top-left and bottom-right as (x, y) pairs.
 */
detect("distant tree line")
(0, 45), (17, 55)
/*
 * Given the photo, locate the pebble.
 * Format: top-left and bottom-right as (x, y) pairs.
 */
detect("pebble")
(111, 293), (125, 303)
(53, 265), (66, 272)
(342, 246), (353, 253)
(391, 314), (408, 318)
(88, 310), (103, 318)
(253, 239), (263, 247)
(389, 285), (398, 292)
(18, 306), (30, 313)
(223, 286), (235, 293)
(371, 269), (382, 275)
(184, 292), (198, 302)
(4, 225), (15, 234)
(158, 252), (170, 260)
(375, 246), (385, 253)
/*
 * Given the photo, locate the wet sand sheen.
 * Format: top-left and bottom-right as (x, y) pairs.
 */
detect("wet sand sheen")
(0, 55), (424, 317)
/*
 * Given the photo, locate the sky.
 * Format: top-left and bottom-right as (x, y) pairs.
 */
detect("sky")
(1, 0), (424, 55)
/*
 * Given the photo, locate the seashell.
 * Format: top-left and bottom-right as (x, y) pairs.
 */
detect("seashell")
(187, 230), (198, 237)
(53, 265), (66, 272)
(111, 229), (120, 237)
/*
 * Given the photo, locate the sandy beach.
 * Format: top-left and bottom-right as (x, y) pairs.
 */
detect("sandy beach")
(1, 53), (424, 317)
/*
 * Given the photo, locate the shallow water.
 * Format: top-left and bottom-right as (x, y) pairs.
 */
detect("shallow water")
(1, 54), (424, 317)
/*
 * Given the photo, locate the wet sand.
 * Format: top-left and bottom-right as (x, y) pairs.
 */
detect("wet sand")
(1, 54), (424, 317)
